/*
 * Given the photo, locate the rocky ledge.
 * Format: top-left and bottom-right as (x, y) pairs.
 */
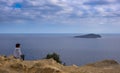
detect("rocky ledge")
(0, 56), (120, 73)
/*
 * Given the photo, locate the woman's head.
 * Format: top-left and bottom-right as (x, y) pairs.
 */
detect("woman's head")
(16, 43), (20, 48)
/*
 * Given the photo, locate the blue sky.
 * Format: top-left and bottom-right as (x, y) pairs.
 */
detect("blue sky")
(0, 0), (120, 33)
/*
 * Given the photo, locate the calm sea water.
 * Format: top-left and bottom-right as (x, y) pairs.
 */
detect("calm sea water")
(0, 34), (120, 66)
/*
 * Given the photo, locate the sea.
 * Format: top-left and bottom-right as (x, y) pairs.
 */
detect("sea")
(0, 34), (120, 66)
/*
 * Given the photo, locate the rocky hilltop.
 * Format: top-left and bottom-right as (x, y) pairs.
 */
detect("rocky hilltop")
(0, 56), (120, 73)
(74, 33), (101, 38)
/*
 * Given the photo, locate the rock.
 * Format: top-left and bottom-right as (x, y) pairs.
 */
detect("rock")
(72, 64), (78, 68)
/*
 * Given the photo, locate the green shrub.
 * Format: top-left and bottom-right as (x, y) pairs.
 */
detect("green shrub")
(45, 52), (62, 64)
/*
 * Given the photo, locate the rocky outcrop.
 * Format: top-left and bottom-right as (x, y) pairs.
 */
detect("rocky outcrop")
(0, 56), (66, 73)
(0, 56), (120, 73)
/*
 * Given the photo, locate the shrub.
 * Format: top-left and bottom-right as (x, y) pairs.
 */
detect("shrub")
(45, 52), (62, 64)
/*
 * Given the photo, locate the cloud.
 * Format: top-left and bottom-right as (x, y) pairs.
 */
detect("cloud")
(84, 0), (120, 5)
(0, 0), (120, 25)
(84, 0), (110, 5)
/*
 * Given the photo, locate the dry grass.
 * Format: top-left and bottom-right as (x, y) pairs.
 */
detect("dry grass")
(0, 56), (120, 73)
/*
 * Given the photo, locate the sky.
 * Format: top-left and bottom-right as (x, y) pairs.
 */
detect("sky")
(0, 0), (120, 33)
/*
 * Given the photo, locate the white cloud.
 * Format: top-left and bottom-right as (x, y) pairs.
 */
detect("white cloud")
(0, 0), (119, 25)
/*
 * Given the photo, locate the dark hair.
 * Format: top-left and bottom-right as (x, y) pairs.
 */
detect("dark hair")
(16, 43), (20, 48)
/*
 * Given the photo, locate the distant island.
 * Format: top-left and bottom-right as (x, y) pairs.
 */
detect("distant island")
(74, 33), (101, 38)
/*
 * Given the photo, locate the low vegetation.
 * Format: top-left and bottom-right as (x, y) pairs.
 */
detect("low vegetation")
(44, 52), (62, 64)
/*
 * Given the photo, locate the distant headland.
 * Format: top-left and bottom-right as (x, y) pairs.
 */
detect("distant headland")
(74, 33), (102, 38)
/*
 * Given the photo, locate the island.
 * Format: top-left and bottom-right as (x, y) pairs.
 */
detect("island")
(74, 33), (101, 38)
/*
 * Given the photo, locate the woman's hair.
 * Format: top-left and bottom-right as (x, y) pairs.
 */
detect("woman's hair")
(16, 43), (20, 48)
